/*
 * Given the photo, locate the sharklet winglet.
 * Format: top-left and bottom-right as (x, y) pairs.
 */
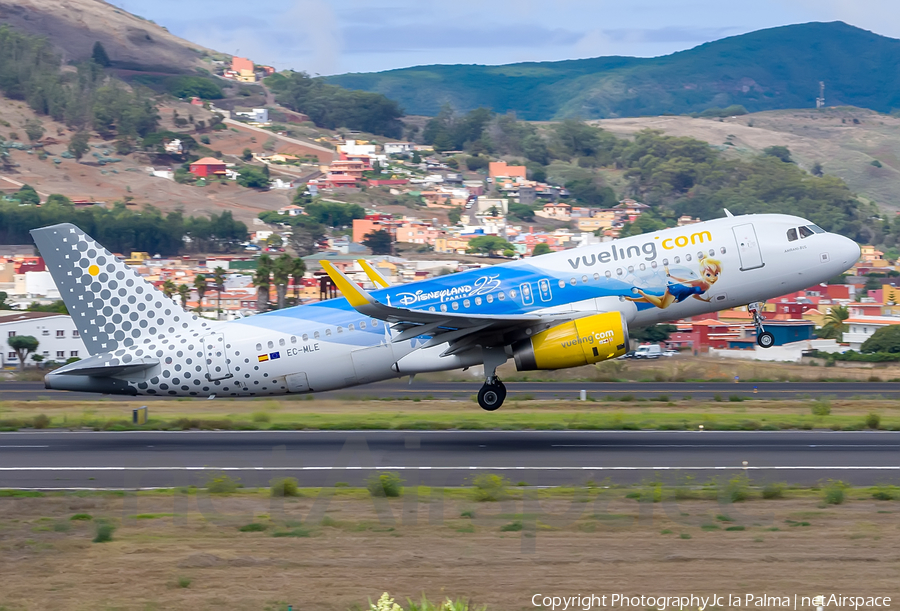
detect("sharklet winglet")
(357, 259), (391, 288)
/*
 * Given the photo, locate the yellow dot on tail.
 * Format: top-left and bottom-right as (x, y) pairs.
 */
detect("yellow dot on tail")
(88, 264), (99, 276)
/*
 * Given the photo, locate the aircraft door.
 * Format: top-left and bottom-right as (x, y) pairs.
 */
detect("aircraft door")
(202, 333), (232, 381)
(520, 283), (534, 305)
(732, 223), (765, 271)
(351, 344), (395, 384)
(538, 279), (553, 302)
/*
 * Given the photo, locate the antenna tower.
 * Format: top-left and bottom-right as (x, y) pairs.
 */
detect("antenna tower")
(816, 81), (825, 109)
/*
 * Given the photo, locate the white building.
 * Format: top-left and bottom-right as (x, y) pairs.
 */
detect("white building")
(844, 316), (900, 351)
(13, 271), (60, 299)
(384, 142), (414, 155)
(234, 108), (269, 123)
(0, 312), (86, 367)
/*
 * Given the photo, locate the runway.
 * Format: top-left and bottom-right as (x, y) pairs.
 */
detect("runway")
(2, 380), (900, 401)
(2, 430), (899, 489)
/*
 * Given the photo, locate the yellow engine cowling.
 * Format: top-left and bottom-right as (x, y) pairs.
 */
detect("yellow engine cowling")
(512, 312), (629, 371)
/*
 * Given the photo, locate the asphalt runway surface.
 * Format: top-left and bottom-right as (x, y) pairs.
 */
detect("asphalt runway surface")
(3, 380), (900, 401)
(2, 430), (899, 489)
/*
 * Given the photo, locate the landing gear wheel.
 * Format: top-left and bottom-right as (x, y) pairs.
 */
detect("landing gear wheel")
(757, 332), (775, 348)
(478, 380), (507, 411)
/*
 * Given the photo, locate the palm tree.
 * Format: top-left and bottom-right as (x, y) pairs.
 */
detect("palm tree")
(212, 266), (226, 320)
(291, 257), (307, 304)
(272, 254), (293, 310)
(177, 284), (190, 309)
(162, 278), (177, 299)
(194, 274), (208, 314)
(253, 254), (272, 313)
(820, 305), (850, 342)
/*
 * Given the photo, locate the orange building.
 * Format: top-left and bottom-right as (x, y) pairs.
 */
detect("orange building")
(189, 157), (227, 177)
(489, 161), (527, 180)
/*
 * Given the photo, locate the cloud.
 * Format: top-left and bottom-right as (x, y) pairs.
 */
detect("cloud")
(342, 24), (582, 53)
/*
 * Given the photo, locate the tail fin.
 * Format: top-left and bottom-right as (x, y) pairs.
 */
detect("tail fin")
(31, 223), (211, 355)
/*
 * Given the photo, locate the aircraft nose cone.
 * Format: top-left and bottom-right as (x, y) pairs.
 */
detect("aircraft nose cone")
(839, 236), (861, 266)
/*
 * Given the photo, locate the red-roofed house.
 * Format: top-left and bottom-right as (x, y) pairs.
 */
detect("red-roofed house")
(189, 157), (227, 177)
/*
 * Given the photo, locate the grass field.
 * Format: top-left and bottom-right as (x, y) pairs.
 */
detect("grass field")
(1, 395), (900, 432)
(1, 482), (897, 610)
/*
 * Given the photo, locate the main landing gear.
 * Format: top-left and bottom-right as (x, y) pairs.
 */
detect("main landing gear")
(478, 346), (509, 411)
(478, 377), (507, 411)
(748, 301), (775, 348)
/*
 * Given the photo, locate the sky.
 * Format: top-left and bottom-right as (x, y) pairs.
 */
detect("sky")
(114, 0), (900, 76)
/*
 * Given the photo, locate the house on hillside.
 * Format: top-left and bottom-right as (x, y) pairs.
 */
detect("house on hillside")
(189, 157), (227, 178)
(231, 57), (256, 82)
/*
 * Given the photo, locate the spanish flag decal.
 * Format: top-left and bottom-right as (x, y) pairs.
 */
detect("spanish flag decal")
(257, 354), (269, 362)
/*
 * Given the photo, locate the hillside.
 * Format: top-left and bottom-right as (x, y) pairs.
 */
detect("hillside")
(594, 107), (900, 212)
(0, 0), (217, 72)
(327, 22), (900, 120)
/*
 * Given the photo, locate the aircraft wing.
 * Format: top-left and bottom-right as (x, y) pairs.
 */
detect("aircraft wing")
(320, 261), (567, 355)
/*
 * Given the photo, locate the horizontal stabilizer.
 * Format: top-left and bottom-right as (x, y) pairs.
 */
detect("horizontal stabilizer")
(52, 356), (159, 378)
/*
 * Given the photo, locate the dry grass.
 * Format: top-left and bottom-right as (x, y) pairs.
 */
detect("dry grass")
(0, 489), (898, 610)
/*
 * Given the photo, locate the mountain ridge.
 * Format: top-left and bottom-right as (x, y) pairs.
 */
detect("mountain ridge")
(326, 21), (900, 120)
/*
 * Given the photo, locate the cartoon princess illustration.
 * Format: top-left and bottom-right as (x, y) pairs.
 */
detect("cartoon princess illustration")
(626, 257), (722, 309)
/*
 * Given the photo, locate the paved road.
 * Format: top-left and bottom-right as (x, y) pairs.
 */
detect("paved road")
(1, 430), (899, 489)
(2, 380), (899, 402)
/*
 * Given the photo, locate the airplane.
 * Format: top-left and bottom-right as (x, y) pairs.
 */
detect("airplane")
(32, 212), (859, 411)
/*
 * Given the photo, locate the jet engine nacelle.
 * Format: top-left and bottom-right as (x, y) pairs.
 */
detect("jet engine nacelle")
(512, 311), (629, 371)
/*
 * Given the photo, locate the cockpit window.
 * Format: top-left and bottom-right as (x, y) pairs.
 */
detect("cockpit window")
(787, 228), (798, 242)
(808, 224), (826, 234)
(798, 226), (814, 238)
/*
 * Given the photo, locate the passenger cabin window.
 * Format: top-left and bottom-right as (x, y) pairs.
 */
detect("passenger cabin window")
(787, 228), (798, 241)
(798, 226), (814, 239)
(314, 331), (320, 339)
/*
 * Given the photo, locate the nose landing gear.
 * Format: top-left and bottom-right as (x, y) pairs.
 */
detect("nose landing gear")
(748, 301), (775, 348)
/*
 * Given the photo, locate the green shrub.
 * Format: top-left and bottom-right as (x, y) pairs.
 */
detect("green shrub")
(865, 412), (881, 429)
(728, 395), (745, 402)
(871, 486), (896, 501)
(500, 521), (522, 532)
(270, 477), (300, 497)
(762, 482), (786, 499)
(472, 474), (509, 502)
(70, 513), (93, 521)
(720, 475), (750, 503)
(367, 472), (404, 497)
(204, 472), (240, 494)
(252, 411), (271, 423)
(93, 521), (115, 543)
(823, 480), (848, 505)
(53, 520), (71, 532)
(811, 399), (831, 416)
(32, 414), (50, 429)
(239, 522), (267, 532)
(725, 525), (746, 531)
(679, 533), (692, 539)
(177, 576), (192, 588)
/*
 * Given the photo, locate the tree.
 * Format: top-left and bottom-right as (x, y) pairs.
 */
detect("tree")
(91, 41), (111, 67)
(0, 291), (12, 310)
(24, 118), (44, 143)
(212, 267), (226, 319)
(861, 325), (900, 353)
(467, 235), (514, 256)
(161, 279), (177, 299)
(532, 243), (552, 256)
(68, 131), (90, 161)
(254, 254), (272, 312)
(31, 353), (44, 368)
(272, 254), (293, 309)
(362, 230), (393, 255)
(177, 283), (190, 308)
(194, 274), (208, 313)
(811, 161), (824, 177)
(630, 324), (677, 343)
(236, 165), (269, 189)
(508, 203), (535, 221)
(763, 145), (792, 163)
(291, 257), (307, 304)
(8, 335), (39, 371)
(13, 185), (39, 205)
(242, 148), (253, 161)
(288, 217), (326, 257)
(448, 207), (462, 225)
(819, 305), (849, 342)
